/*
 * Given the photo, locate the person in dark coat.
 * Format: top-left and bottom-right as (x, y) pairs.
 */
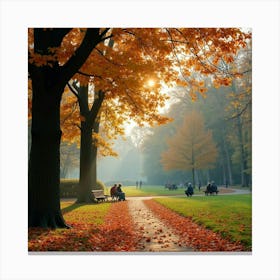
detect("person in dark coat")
(110, 184), (118, 200)
(116, 183), (126, 201)
(211, 181), (218, 193)
(206, 182), (212, 193)
(185, 182), (194, 197)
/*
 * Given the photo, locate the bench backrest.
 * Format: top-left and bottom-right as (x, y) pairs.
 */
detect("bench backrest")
(91, 190), (105, 198)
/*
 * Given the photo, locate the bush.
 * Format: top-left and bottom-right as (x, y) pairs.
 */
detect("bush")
(60, 178), (79, 198)
(93, 180), (106, 191)
(60, 179), (106, 198)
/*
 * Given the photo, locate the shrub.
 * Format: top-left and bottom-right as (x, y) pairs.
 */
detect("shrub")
(93, 180), (106, 191)
(60, 178), (79, 198)
(60, 179), (106, 198)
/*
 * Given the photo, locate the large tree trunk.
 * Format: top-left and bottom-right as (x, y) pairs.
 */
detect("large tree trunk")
(28, 28), (107, 228)
(77, 121), (99, 203)
(76, 86), (104, 203)
(91, 120), (100, 189)
(28, 75), (68, 228)
(77, 122), (94, 203)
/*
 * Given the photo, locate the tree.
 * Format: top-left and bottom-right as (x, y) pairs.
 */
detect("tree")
(161, 111), (217, 187)
(64, 28), (251, 191)
(28, 28), (110, 228)
(226, 46), (252, 187)
(28, 28), (250, 228)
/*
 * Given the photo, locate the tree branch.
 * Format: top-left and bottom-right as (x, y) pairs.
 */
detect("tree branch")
(77, 70), (102, 79)
(67, 82), (80, 100)
(95, 48), (123, 66)
(226, 99), (251, 121)
(88, 90), (106, 127)
(60, 28), (110, 85)
(61, 100), (79, 126)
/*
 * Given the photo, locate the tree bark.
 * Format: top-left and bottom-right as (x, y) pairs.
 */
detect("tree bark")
(77, 121), (94, 203)
(28, 69), (68, 228)
(91, 120), (100, 189)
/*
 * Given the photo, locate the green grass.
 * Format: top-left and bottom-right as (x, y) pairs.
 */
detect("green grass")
(154, 194), (252, 249)
(103, 185), (190, 197)
(60, 201), (111, 225)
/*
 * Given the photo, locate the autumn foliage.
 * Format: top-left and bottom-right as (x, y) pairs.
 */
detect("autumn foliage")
(28, 28), (251, 228)
(161, 111), (217, 186)
(29, 28), (251, 153)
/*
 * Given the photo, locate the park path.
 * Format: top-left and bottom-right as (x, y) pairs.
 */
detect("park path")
(127, 199), (193, 252)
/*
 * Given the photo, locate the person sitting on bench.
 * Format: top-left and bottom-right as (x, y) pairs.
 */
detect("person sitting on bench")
(185, 182), (194, 197)
(116, 183), (126, 201)
(110, 184), (118, 199)
(211, 181), (218, 193)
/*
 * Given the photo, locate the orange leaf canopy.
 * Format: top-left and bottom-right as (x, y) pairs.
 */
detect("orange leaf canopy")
(29, 28), (251, 152)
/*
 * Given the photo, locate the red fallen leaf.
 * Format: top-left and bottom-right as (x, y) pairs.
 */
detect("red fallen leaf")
(146, 237), (151, 242)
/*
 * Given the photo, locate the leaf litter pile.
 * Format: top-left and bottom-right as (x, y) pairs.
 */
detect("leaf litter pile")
(28, 201), (141, 252)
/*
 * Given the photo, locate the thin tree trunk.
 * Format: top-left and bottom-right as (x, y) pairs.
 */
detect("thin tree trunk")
(221, 158), (226, 186)
(223, 135), (233, 186)
(61, 153), (71, 178)
(236, 116), (248, 187)
(191, 144), (195, 187)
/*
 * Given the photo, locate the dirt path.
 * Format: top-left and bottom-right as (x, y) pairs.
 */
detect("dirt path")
(128, 199), (193, 252)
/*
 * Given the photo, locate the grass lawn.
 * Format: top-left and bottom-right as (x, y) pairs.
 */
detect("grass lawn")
(103, 185), (191, 197)
(104, 185), (236, 197)
(153, 194), (252, 249)
(61, 201), (111, 225)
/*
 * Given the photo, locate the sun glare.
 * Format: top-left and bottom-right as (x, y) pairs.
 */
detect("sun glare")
(147, 79), (155, 87)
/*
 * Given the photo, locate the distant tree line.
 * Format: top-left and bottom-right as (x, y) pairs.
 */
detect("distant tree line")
(142, 83), (251, 188)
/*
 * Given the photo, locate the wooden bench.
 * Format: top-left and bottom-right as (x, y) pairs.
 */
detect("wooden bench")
(91, 190), (109, 202)
(204, 189), (219, 195)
